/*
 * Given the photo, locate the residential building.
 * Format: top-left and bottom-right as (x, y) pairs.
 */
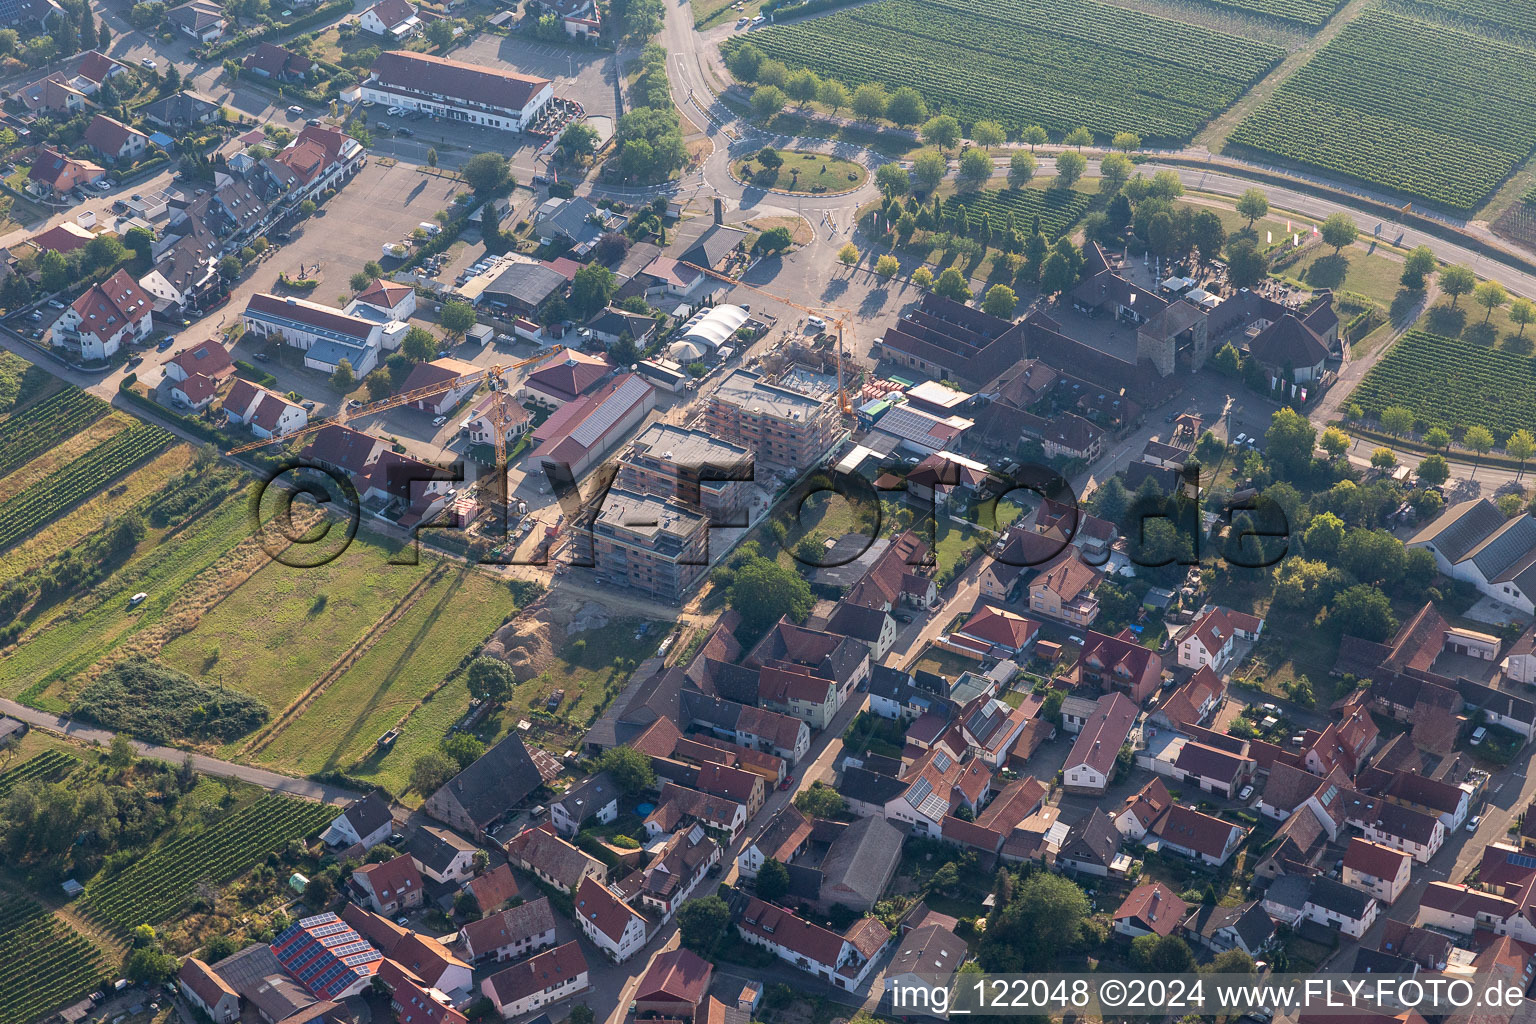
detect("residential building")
(946, 604), (1040, 661)
(52, 268), (151, 360)
(1343, 837), (1414, 904)
(736, 898), (888, 990)
(1182, 901), (1276, 958)
(1171, 741), (1254, 798)
(179, 958), (241, 1024)
(636, 823), (719, 919)
(1265, 874), (1380, 939)
(1028, 549), (1103, 627)
(1057, 807), (1125, 877)
(615, 422), (752, 519)
(1153, 804), (1247, 866)
(359, 0), (420, 38)
(378, 961), (465, 1024)
(1153, 666), (1224, 729)
(587, 305), (657, 348)
(167, 0), (226, 41)
(361, 51), (554, 132)
(1075, 630), (1163, 704)
(1176, 606), (1263, 672)
(398, 358), (480, 415)
(532, 374), (657, 481)
(1114, 777), (1173, 841)
(458, 898), (557, 962)
(572, 877), (648, 963)
(736, 805), (813, 879)
(83, 114), (150, 164)
(480, 942), (588, 1018)
(408, 826), (477, 883)
(680, 691), (811, 764)
(550, 772), (618, 836)
(463, 391), (531, 449)
(223, 379), (308, 439)
(704, 369), (841, 476)
(1365, 802), (1446, 863)
(243, 42), (315, 81)
(351, 854), (424, 915)
(463, 864), (520, 916)
(320, 792), (393, 850)
(883, 925), (968, 1016)
(634, 948), (712, 1020)
(241, 293), (394, 377)
(271, 913), (383, 1000)
(1112, 883), (1190, 939)
(503, 824), (606, 893)
(1062, 692), (1137, 795)
(164, 338), (234, 410)
(27, 148), (103, 195)
(576, 487), (710, 604)
(886, 745), (991, 837)
(644, 781), (747, 840)
(866, 666), (949, 723)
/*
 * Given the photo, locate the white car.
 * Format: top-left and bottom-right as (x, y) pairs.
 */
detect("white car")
(1239, 784), (1254, 801)
(129, 592), (148, 607)
(432, 415), (447, 427)
(140, 57), (156, 69)
(287, 105), (304, 115)
(806, 315), (827, 330)
(1235, 432), (1248, 444)
(1467, 815), (1482, 833)
(751, 13), (766, 23)
(387, 106), (404, 116)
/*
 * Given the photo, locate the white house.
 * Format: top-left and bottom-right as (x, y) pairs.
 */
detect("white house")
(1153, 805), (1247, 867)
(408, 825), (478, 884)
(1410, 500), (1536, 616)
(1365, 803), (1446, 864)
(348, 278), (418, 321)
(241, 292), (393, 377)
(736, 898), (888, 991)
(223, 379), (309, 439)
(458, 898), (557, 963)
(358, 0), (420, 38)
(351, 855), (425, 915)
(52, 269), (151, 361)
(572, 877), (648, 963)
(1062, 692), (1137, 796)
(320, 792), (394, 850)
(178, 959), (240, 1024)
(551, 773), (619, 836)
(481, 941), (588, 1018)
(1342, 837), (1413, 905)
(360, 51), (553, 133)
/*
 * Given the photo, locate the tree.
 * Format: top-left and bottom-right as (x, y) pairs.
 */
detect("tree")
(726, 41), (763, 80)
(595, 232), (632, 266)
(1265, 407), (1317, 481)
(885, 86), (928, 127)
(568, 1007), (594, 1024)
(461, 152), (511, 195)
(1319, 426), (1349, 459)
(1000, 151), (1038, 191)
(364, 369), (394, 402)
(411, 751), (458, 795)
(1441, 264), (1476, 308)
(1331, 585), (1398, 642)
(1423, 426), (1451, 451)
(920, 114), (961, 154)
(442, 732), (484, 770)
(304, 874), (334, 907)
(1018, 125), (1046, 152)
(912, 149), (947, 193)
(1189, 210), (1226, 267)
(979, 872), (1090, 972)
(1111, 131), (1140, 153)
(349, 271), (372, 292)
(1474, 280), (1508, 323)
(1064, 126), (1092, 150)
(816, 77), (850, 113)
(1038, 250), (1077, 296)
(1236, 187), (1269, 227)
(1380, 405), (1415, 442)
(124, 946), (178, 985)
(1508, 429), (1535, 478)
(677, 895), (732, 954)
(330, 359), (356, 393)
(751, 85), (786, 120)
(1055, 150), (1086, 188)
(400, 326), (436, 363)
(850, 82), (887, 120)
(875, 162), (909, 197)
(1403, 244), (1436, 289)
(465, 656), (515, 706)
(1513, 298), (1536, 338)
(439, 301), (476, 338)
(972, 119), (1005, 151)
(1303, 511), (1346, 559)
(757, 858), (791, 901)
(1465, 425), (1495, 477)
(875, 254), (899, 278)
(794, 783), (844, 817)
(1207, 950), (1257, 975)
(425, 147), (438, 170)
(1099, 152), (1132, 192)
(106, 734), (136, 769)
(933, 267), (971, 301)
(569, 264), (617, 318)
(956, 147), (991, 190)
(1226, 237), (1269, 289)
(1321, 212), (1357, 254)
(426, 17), (454, 47)
(753, 226), (795, 257)
(597, 745), (656, 794)
(1370, 446), (1397, 470)
(1149, 169), (1184, 200)
(1132, 934), (1195, 972)
(784, 69), (819, 106)
(727, 557), (813, 642)
(982, 284), (1017, 317)
(1417, 453), (1451, 487)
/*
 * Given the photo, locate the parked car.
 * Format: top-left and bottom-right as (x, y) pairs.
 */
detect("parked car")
(126, 355), (143, 367)
(47, 299), (65, 309)
(253, 352), (269, 361)
(302, 400), (316, 411)
(1468, 815), (1483, 833)
(306, 118), (321, 126)
(140, 57), (156, 68)
(1239, 784), (1254, 801)
(157, 338), (174, 350)
(287, 105), (304, 115)
(432, 415), (447, 426)
(397, 126), (413, 136)
(128, 592), (148, 607)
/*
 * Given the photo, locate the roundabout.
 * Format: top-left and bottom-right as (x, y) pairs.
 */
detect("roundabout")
(728, 146), (870, 196)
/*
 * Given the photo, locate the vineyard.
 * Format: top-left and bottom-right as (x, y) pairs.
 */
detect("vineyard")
(1351, 330), (1536, 440)
(0, 387), (109, 477)
(0, 896), (108, 1024)
(0, 750), (79, 799)
(729, 0), (1282, 142)
(1228, 7), (1536, 211)
(945, 188), (1092, 241)
(1199, 0), (1345, 26)
(0, 423), (174, 552)
(80, 794), (335, 933)
(1382, 0), (1536, 44)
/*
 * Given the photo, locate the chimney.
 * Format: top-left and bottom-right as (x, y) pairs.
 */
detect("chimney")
(713, 197), (724, 225)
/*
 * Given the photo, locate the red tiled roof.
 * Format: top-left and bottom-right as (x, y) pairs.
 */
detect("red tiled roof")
(467, 863), (519, 911)
(1344, 837), (1410, 881)
(739, 898), (845, 967)
(635, 948), (713, 1006)
(956, 604), (1040, 651)
(355, 853), (423, 901)
(1154, 804), (1243, 859)
(371, 50), (551, 114)
(573, 876), (644, 943)
(179, 958), (237, 1009)
(70, 268), (150, 336)
(1064, 691), (1137, 778)
(1033, 547), (1102, 603)
(83, 113), (145, 155)
(170, 339), (233, 380)
(483, 941), (588, 1007)
(1113, 882), (1189, 936)
(355, 278), (413, 309)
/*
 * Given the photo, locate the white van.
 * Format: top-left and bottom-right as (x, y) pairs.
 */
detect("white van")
(419, 221), (442, 236)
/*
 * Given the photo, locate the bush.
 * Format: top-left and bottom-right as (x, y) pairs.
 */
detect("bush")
(74, 656), (267, 743)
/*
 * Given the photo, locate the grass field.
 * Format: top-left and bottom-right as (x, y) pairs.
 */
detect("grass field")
(252, 566), (511, 779)
(729, 0), (1283, 142)
(1274, 246), (1405, 308)
(734, 149), (868, 193)
(1228, 5), (1536, 211)
(157, 532), (423, 713)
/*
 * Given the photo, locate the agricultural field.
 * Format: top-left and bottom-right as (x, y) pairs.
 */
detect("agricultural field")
(730, 0), (1283, 143)
(0, 896), (109, 1024)
(1383, 0), (1536, 42)
(0, 424), (175, 552)
(79, 794), (335, 933)
(1350, 329), (1536, 440)
(1228, 7), (1536, 211)
(156, 532), (424, 715)
(0, 749), (79, 799)
(944, 186), (1094, 241)
(1195, 0), (1345, 26)
(0, 387), (109, 479)
(251, 566), (513, 782)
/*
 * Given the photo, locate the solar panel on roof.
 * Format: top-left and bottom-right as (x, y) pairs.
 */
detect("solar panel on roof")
(1506, 851), (1536, 870)
(907, 777), (933, 805)
(933, 751), (952, 772)
(569, 376), (650, 449)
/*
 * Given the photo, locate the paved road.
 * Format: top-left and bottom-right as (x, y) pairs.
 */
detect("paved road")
(0, 697), (363, 805)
